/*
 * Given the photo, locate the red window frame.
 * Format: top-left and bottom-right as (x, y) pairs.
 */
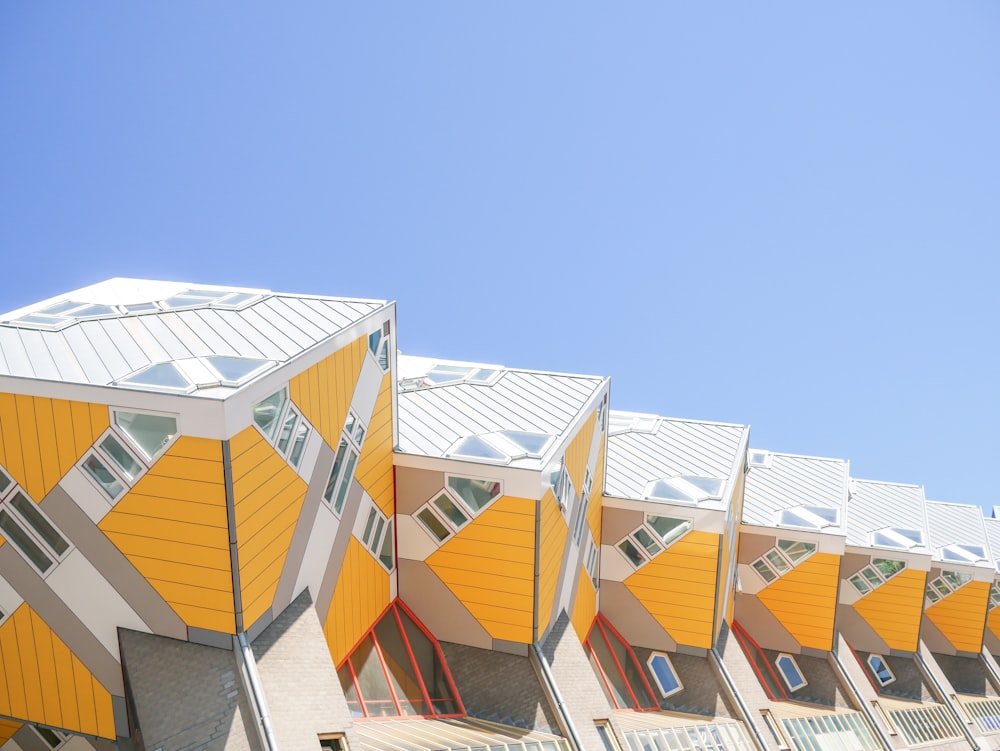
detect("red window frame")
(584, 614), (659, 711)
(731, 621), (787, 700)
(337, 599), (465, 720)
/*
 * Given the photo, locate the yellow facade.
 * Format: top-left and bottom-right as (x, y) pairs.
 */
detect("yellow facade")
(0, 393), (108, 502)
(99, 436), (236, 633)
(624, 530), (720, 649)
(0, 604), (115, 739)
(571, 567), (597, 642)
(289, 334), (367, 452)
(426, 494), (536, 644)
(0, 719), (20, 745)
(537, 489), (569, 637)
(988, 606), (1000, 644)
(852, 568), (925, 652)
(230, 427), (308, 628)
(324, 537), (391, 665)
(717, 468), (745, 630)
(355, 372), (395, 517)
(757, 552), (839, 651)
(924, 580), (990, 653)
(564, 410), (597, 493)
(587, 441), (605, 541)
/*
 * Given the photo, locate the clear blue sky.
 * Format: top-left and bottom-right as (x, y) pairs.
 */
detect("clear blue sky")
(2, 4), (998, 511)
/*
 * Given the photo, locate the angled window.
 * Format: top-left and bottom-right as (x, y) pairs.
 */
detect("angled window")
(871, 527), (924, 550)
(337, 601), (462, 718)
(990, 584), (1000, 611)
(849, 558), (906, 596)
(415, 475), (502, 544)
(254, 388), (313, 469)
(323, 412), (365, 515)
(644, 475), (724, 504)
(867, 654), (895, 687)
(925, 570), (972, 605)
(617, 515), (691, 569)
(31, 725), (69, 750)
(751, 539), (816, 584)
(777, 505), (839, 530)
(584, 533), (600, 588)
(368, 321), (392, 372)
(360, 504), (394, 572)
(647, 652), (684, 698)
(113, 411), (177, 461)
(0, 473), (72, 576)
(584, 615), (658, 710)
(573, 466), (594, 545)
(775, 653), (807, 692)
(550, 460), (576, 515)
(80, 412), (176, 501)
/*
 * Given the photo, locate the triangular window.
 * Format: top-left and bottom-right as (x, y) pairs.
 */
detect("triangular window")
(337, 601), (463, 719)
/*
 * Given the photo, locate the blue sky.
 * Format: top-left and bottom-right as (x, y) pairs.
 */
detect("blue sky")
(2, 3), (998, 511)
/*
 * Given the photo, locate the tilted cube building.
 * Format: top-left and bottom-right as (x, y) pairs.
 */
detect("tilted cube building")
(1, 279), (1000, 751)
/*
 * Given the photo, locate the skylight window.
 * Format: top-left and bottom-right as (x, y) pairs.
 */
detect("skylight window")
(867, 655), (895, 687)
(774, 654), (807, 692)
(118, 357), (273, 392)
(644, 476), (725, 505)
(870, 527), (924, 550)
(777, 505), (839, 530)
(990, 584), (1000, 611)
(939, 544), (987, 564)
(647, 653), (684, 699)
(446, 431), (554, 465)
(747, 450), (772, 468)
(400, 364), (501, 390)
(608, 413), (660, 435)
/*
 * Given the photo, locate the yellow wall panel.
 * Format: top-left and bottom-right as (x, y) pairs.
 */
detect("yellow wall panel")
(588, 442), (605, 541)
(0, 604), (115, 738)
(852, 568), (925, 651)
(324, 537), (391, 665)
(427, 495), (536, 644)
(289, 334), (368, 453)
(0, 719), (21, 745)
(230, 427), (308, 628)
(757, 552), (840, 651)
(538, 490), (568, 636)
(988, 606), (1000, 643)
(100, 436), (235, 634)
(925, 580), (990, 653)
(0, 393), (109, 501)
(624, 531), (720, 649)
(571, 567), (597, 642)
(564, 410), (597, 493)
(355, 372), (395, 516)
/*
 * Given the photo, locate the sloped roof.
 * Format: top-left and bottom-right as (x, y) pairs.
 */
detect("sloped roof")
(846, 479), (930, 553)
(983, 518), (1000, 569)
(604, 411), (746, 510)
(925, 500), (991, 565)
(0, 278), (385, 391)
(742, 451), (848, 534)
(396, 354), (606, 466)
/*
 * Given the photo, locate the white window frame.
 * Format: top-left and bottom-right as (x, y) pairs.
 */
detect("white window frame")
(751, 539), (817, 584)
(584, 533), (600, 588)
(573, 467), (594, 545)
(368, 320), (392, 373)
(647, 652), (684, 698)
(926, 570), (972, 605)
(775, 653), (807, 692)
(849, 559), (906, 596)
(359, 503), (395, 573)
(617, 515), (692, 569)
(990, 583), (1000, 611)
(867, 654), (896, 687)
(80, 410), (178, 501)
(322, 409), (366, 516)
(0, 468), (73, 577)
(414, 474), (503, 543)
(253, 388), (313, 469)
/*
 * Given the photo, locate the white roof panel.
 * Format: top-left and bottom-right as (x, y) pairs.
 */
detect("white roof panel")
(604, 412), (746, 510)
(743, 451), (848, 534)
(846, 479), (930, 552)
(0, 278), (387, 393)
(925, 500), (991, 564)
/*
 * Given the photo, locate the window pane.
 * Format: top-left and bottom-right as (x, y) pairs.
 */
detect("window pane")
(350, 636), (396, 716)
(123, 362), (191, 390)
(0, 510), (53, 573)
(276, 408), (299, 456)
(399, 607), (458, 714)
(417, 508), (451, 542)
(361, 509), (377, 546)
(587, 630), (633, 708)
(632, 527), (663, 558)
(335, 450), (358, 513)
(433, 493), (469, 528)
(370, 516), (386, 552)
(324, 442), (348, 504)
(114, 412), (177, 459)
(777, 539), (816, 564)
(100, 435), (143, 481)
(872, 558), (905, 578)
(337, 664), (363, 717)
(765, 549), (791, 573)
(205, 356), (267, 383)
(752, 559), (778, 583)
(448, 477), (501, 512)
(11, 493), (69, 556)
(0, 468), (12, 495)
(288, 423), (309, 467)
(374, 611), (426, 715)
(646, 516), (689, 546)
(83, 455), (125, 499)
(253, 390), (287, 438)
(619, 539), (646, 567)
(850, 575), (871, 594)
(648, 653), (682, 697)
(378, 520), (394, 571)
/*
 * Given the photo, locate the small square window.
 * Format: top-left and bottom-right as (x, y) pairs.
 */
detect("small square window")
(647, 652), (684, 698)
(775, 653), (807, 692)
